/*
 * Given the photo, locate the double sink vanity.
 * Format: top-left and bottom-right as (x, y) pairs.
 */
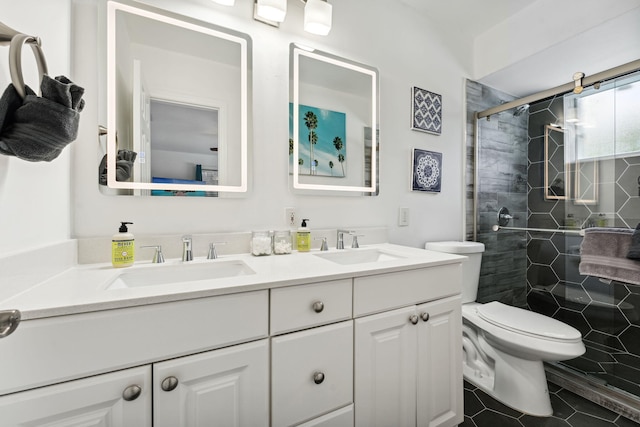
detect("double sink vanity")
(0, 240), (464, 427)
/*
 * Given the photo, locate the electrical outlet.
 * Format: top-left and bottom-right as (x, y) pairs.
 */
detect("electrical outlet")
(398, 207), (410, 226)
(285, 207), (296, 227)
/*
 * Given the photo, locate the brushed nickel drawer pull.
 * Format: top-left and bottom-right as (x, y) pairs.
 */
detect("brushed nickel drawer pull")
(312, 301), (325, 313)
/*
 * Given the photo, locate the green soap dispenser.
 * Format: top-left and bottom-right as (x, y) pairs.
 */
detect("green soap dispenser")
(296, 219), (311, 252)
(112, 222), (135, 268)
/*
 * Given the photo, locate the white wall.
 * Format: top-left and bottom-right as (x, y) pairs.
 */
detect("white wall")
(70, 0), (471, 248)
(0, 0), (71, 256)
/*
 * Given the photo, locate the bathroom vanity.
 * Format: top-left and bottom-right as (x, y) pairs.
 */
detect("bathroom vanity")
(0, 244), (463, 427)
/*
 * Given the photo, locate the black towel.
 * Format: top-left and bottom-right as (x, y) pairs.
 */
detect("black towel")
(628, 223), (640, 260)
(0, 75), (85, 162)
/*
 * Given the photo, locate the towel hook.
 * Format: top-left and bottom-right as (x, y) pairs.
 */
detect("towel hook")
(9, 33), (49, 99)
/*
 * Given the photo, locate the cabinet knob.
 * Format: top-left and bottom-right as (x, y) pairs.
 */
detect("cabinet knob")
(161, 376), (179, 392)
(420, 312), (430, 322)
(0, 309), (21, 339)
(122, 385), (142, 401)
(313, 371), (325, 384)
(409, 315), (419, 325)
(312, 301), (325, 313)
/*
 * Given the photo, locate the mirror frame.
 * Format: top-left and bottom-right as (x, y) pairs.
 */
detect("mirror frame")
(290, 44), (379, 193)
(106, 1), (249, 193)
(543, 124), (568, 201)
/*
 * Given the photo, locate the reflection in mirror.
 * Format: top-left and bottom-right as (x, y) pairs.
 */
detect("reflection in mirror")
(289, 43), (379, 194)
(105, 1), (250, 196)
(544, 125), (567, 200)
(574, 158), (598, 205)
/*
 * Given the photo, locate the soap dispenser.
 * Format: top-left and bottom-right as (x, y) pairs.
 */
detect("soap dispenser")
(112, 221), (135, 268)
(296, 219), (311, 252)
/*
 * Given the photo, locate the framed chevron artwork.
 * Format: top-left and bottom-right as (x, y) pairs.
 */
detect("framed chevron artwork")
(411, 86), (442, 135)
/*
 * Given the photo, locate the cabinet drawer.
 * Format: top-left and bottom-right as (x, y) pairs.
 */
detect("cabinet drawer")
(272, 321), (353, 427)
(0, 290), (268, 396)
(353, 264), (461, 317)
(271, 279), (352, 335)
(297, 404), (353, 427)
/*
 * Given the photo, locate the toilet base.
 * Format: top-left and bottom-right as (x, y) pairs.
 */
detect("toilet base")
(464, 334), (553, 416)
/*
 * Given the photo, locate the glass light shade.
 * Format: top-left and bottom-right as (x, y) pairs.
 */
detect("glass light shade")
(211, 0), (235, 5)
(256, 0), (287, 23)
(304, 0), (332, 35)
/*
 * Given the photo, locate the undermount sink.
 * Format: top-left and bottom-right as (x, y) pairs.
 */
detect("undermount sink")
(314, 248), (405, 265)
(106, 260), (255, 290)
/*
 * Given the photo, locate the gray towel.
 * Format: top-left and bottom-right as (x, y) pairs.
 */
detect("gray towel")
(628, 223), (640, 260)
(579, 227), (640, 285)
(0, 75), (85, 162)
(98, 150), (138, 185)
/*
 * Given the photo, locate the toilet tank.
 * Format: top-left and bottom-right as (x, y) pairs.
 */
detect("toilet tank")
(424, 241), (485, 303)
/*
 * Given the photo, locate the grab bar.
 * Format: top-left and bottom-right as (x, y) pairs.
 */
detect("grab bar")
(492, 224), (585, 236)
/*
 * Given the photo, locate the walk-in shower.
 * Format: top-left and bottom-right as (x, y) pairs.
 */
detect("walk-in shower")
(466, 63), (640, 422)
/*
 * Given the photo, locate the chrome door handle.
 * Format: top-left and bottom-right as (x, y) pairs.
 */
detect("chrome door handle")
(0, 310), (21, 339)
(420, 312), (430, 322)
(409, 314), (419, 325)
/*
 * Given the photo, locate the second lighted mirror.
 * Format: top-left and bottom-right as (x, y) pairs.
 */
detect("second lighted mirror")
(105, 0), (250, 196)
(289, 44), (379, 194)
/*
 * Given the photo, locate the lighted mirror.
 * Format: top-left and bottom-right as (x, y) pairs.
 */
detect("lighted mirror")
(289, 43), (379, 194)
(104, 1), (250, 196)
(544, 125), (568, 200)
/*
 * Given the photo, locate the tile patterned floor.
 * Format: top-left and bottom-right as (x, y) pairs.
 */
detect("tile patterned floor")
(461, 381), (640, 427)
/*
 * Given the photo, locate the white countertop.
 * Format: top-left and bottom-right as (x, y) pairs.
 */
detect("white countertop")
(0, 244), (464, 320)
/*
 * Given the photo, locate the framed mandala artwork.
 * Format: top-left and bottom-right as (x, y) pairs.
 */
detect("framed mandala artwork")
(411, 86), (442, 135)
(411, 149), (442, 193)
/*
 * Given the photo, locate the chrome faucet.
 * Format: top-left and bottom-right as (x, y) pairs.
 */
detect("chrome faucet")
(182, 235), (193, 262)
(337, 230), (353, 249)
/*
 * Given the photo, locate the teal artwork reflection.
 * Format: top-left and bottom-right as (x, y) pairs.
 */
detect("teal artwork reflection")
(289, 103), (347, 177)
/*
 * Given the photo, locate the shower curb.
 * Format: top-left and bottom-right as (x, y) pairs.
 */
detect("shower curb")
(546, 364), (640, 423)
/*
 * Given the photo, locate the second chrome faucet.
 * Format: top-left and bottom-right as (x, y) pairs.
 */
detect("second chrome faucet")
(182, 235), (193, 262)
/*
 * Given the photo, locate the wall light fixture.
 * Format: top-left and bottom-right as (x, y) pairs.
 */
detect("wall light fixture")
(255, 0), (287, 23)
(253, 0), (332, 35)
(303, 0), (332, 35)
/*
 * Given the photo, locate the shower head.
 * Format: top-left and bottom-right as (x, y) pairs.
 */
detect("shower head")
(513, 104), (530, 117)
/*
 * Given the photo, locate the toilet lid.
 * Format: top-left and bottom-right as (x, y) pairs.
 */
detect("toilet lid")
(476, 302), (582, 341)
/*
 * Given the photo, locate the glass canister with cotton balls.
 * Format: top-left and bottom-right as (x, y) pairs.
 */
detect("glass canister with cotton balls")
(251, 231), (273, 256)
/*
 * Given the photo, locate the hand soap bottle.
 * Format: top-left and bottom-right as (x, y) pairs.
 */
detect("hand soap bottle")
(296, 219), (311, 252)
(112, 222), (135, 268)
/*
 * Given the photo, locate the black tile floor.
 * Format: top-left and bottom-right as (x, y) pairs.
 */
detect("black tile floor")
(461, 381), (640, 427)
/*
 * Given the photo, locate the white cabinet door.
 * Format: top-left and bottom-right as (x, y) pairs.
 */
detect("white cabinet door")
(0, 366), (151, 427)
(354, 306), (417, 427)
(154, 339), (269, 427)
(416, 296), (463, 427)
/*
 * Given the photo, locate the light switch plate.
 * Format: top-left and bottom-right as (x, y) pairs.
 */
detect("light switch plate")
(398, 207), (409, 226)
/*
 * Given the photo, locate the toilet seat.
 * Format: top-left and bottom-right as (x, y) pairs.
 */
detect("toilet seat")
(476, 302), (582, 343)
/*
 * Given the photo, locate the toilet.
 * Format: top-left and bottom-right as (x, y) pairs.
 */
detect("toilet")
(425, 241), (586, 416)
